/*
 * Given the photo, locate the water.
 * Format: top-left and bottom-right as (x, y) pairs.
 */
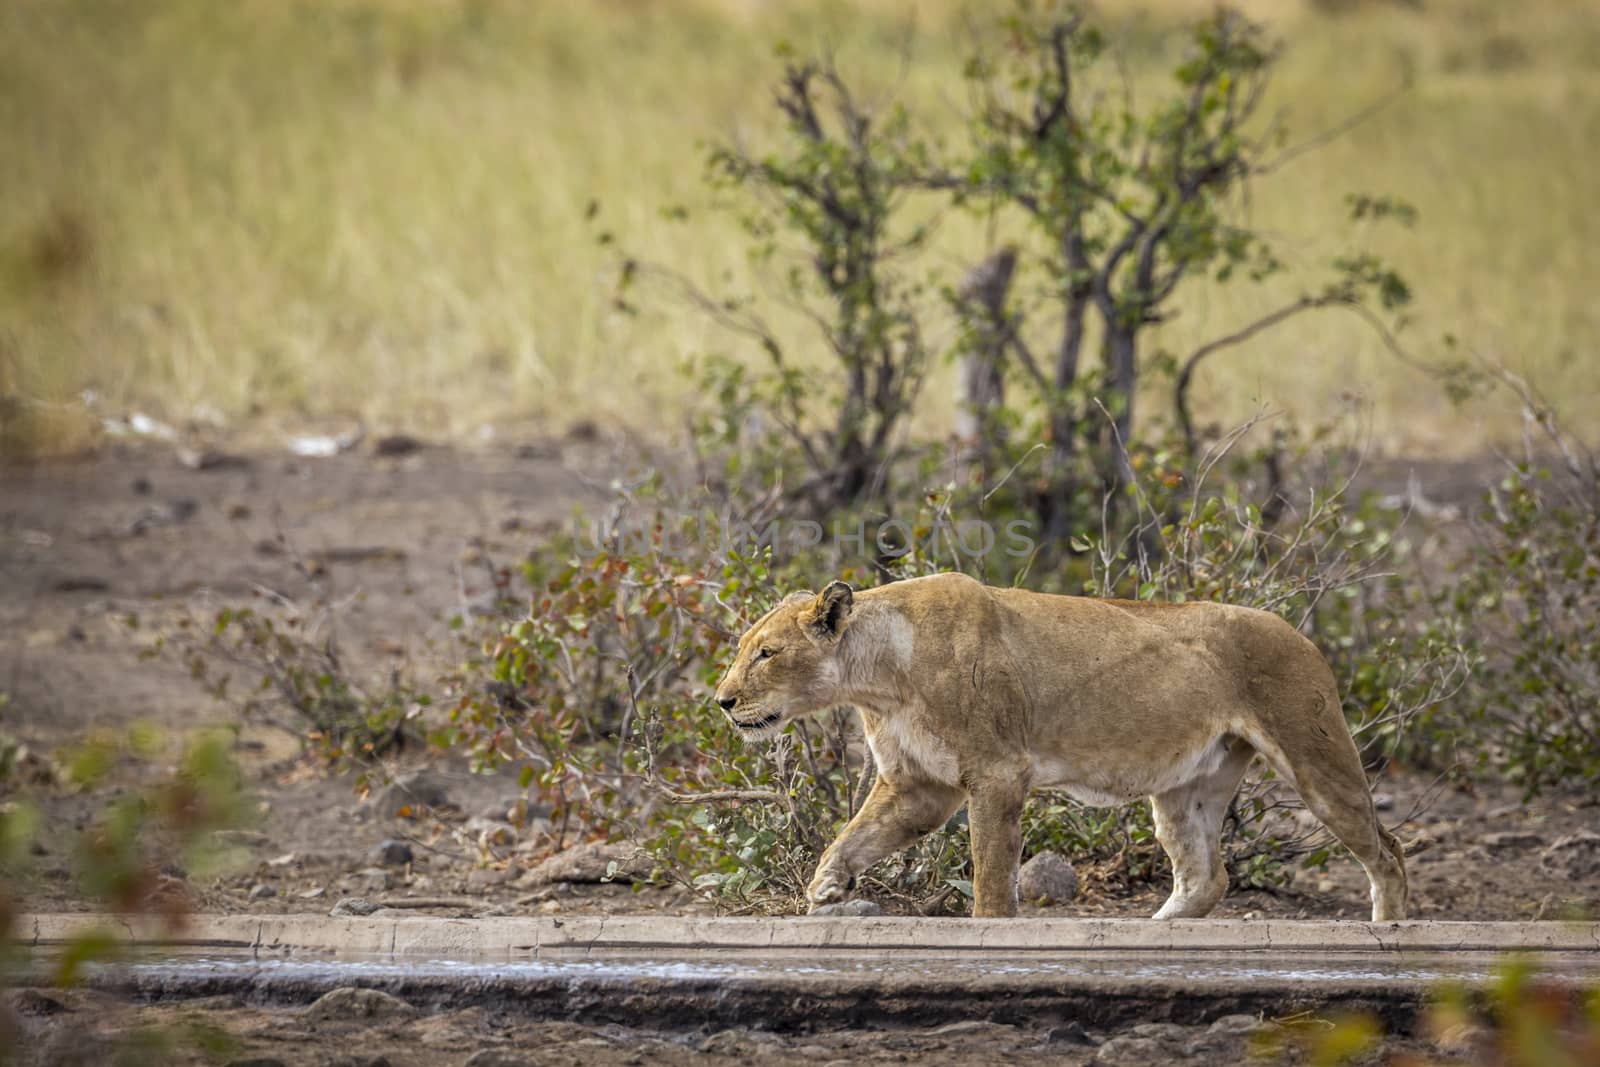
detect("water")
(94, 947), (1600, 987)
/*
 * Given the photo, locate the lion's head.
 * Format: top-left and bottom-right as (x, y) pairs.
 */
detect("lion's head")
(713, 581), (854, 740)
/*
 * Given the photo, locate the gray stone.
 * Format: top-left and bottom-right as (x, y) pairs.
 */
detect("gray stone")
(1094, 1035), (1171, 1065)
(1019, 851), (1079, 905)
(1207, 1014), (1263, 1035)
(1541, 831), (1600, 879)
(247, 883), (277, 900)
(928, 1020), (1012, 1037)
(369, 840), (414, 867)
(329, 896), (380, 917)
(810, 899), (883, 917)
(517, 841), (649, 886)
(8, 988), (67, 1015)
(304, 987), (417, 1022)
(463, 1052), (535, 1067)
(1044, 1022), (1096, 1046)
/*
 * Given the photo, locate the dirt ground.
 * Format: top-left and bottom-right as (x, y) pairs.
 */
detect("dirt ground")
(2, 439), (1598, 924)
(4, 438), (1599, 1065)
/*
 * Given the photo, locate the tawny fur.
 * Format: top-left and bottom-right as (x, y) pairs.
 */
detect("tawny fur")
(713, 573), (1408, 921)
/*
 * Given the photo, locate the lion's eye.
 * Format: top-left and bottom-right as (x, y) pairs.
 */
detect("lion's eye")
(755, 647), (777, 661)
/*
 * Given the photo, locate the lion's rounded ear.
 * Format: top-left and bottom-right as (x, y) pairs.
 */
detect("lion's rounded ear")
(803, 580), (854, 643)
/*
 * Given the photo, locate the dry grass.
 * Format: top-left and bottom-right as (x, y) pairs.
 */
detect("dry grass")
(2, 0), (1596, 456)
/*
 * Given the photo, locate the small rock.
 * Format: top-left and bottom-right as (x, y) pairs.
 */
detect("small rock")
(1481, 831), (1544, 852)
(1044, 1022), (1096, 1046)
(330, 896), (381, 917)
(8, 989), (67, 1015)
(1371, 792), (1395, 812)
(810, 899), (883, 917)
(1019, 851), (1079, 905)
(696, 1030), (752, 1055)
(299, 886), (326, 899)
(372, 434), (425, 457)
(517, 841), (649, 887)
(304, 987), (417, 1022)
(224, 501), (252, 520)
(1208, 1014), (1262, 1035)
(377, 772), (454, 818)
(929, 1020), (1009, 1037)
(1094, 1035), (1171, 1065)
(1541, 831), (1600, 879)
(247, 883), (277, 900)
(463, 1052), (534, 1067)
(369, 840), (414, 867)
(265, 852), (299, 869)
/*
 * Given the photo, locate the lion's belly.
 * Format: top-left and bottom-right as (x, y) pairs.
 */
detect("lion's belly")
(1029, 734), (1232, 805)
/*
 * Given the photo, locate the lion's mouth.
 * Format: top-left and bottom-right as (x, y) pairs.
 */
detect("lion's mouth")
(732, 710), (783, 734)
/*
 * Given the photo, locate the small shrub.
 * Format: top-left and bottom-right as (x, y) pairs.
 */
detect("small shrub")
(1437, 374), (1600, 793)
(134, 546), (427, 772)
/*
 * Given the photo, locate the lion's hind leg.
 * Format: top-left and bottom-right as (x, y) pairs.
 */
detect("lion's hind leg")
(1245, 698), (1409, 922)
(1292, 768), (1409, 922)
(1150, 737), (1256, 919)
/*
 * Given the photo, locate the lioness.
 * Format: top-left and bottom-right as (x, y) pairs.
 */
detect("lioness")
(713, 573), (1407, 921)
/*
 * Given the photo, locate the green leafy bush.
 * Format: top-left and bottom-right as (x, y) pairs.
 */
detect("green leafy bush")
(1436, 376), (1600, 793)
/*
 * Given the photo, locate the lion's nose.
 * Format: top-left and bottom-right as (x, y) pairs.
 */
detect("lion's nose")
(717, 696), (737, 712)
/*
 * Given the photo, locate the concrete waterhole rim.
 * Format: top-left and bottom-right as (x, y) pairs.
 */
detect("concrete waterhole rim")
(15, 914), (1600, 1032)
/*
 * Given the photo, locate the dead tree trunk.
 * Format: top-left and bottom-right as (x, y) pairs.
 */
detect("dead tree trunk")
(953, 246), (1019, 477)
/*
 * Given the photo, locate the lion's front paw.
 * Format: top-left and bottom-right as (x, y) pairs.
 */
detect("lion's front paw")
(806, 867), (851, 911)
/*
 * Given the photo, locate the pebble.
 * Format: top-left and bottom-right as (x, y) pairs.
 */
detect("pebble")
(329, 896), (380, 917)
(247, 883), (277, 900)
(463, 1052), (535, 1067)
(1019, 851), (1079, 904)
(304, 987), (417, 1022)
(1541, 831), (1600, 879)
